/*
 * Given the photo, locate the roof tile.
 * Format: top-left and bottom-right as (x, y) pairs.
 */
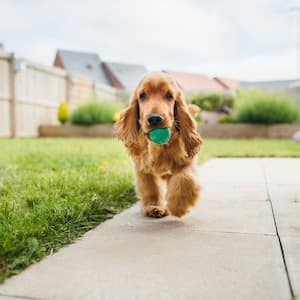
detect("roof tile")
(165, 70), (225, 92)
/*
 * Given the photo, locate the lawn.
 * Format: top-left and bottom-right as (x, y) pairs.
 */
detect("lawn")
(199, 138), (300, 161)
(0, 138), (299, 283)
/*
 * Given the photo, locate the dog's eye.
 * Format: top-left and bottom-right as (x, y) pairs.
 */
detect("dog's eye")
(139, 92), (147, 101)
(165, 92), (173, 100)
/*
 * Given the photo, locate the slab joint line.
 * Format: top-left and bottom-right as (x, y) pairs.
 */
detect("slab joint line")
(260, 159), (295, 298)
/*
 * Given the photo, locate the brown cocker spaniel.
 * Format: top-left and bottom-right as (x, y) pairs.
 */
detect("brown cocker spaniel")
(116, 72), (202, 218)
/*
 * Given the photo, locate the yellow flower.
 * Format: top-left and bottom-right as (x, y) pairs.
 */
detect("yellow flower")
(122, 159), (128, 165)
(98, 161), (110, 170)
(113, 112), (120, 122)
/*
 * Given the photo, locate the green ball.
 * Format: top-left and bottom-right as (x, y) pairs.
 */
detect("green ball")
(149, 128), (171, 144)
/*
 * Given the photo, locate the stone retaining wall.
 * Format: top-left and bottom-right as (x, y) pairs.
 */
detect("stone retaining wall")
(39, 124), (300, 139)
(39, 124), (115, 137)
(198, 124), (300, 139)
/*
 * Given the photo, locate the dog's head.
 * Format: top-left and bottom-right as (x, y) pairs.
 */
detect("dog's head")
(134, 72), (177, 133)
(116, 72), (202, 157)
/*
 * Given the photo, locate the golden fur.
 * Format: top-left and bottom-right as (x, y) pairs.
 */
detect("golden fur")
(116, 72), (202, 218)
(188, 103), (201, 118)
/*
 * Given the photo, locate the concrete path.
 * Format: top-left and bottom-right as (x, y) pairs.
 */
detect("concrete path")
(0, 158), (299, 300)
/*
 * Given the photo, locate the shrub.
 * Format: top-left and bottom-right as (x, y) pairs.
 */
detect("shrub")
(185, 95), (194, 104)
(222, 93), (235, 110)
(218, 115), (234, 124)
(57, 100), (69, 124)
(191, 93), (222, 111)
(70, 101), (122, 125)
(235, 89), (300, 124)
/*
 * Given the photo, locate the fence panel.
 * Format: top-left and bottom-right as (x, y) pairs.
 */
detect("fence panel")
(68, 75), (95, 110)
(94, 82), (118, 101)
(0, 55), (120, 137)
(14, 60), (67, 137)
(68, 74), (119, 109)
(0, 52), (12, 137)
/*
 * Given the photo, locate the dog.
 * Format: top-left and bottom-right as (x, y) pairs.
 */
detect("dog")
(116, 72), (202, 218)
(187, 103), (201, 118)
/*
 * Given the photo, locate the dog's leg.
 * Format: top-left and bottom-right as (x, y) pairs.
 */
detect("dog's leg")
(136, 171), (169, 218)
(166, 170), (201, 217)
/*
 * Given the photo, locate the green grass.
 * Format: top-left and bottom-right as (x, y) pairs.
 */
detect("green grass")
(0, 138), (135, 283)
(0, 138), (300, 283)
(199, 139), (300, 162)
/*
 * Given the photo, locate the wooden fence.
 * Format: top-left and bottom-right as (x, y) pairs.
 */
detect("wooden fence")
(0, 52), (12, 137)
(0, 51), (119, 137)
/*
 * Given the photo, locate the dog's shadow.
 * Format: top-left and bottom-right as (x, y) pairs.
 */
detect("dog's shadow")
(120, 210), (202, 234)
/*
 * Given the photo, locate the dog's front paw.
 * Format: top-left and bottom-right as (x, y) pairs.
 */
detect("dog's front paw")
(144, 205), (169, 218)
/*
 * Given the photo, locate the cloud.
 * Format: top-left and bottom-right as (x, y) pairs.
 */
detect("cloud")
(0, 0), (297, 80)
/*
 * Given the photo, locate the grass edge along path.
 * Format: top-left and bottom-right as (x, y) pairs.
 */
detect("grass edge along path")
(0, 138), (300, 283)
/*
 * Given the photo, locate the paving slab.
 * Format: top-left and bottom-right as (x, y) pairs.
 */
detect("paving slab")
(269, 184), (300, 237)
(281, 236), (300, 297)
(198, 158), (265, 184)
(0, 215), (289, 300)
(0, 158), (296, 300)
(267, 184), (300, 298)
(263, 158), (300, 297)
(110, 194), (275, 236)
(200, 182), (268, 202)
(263, 158), (300, 184)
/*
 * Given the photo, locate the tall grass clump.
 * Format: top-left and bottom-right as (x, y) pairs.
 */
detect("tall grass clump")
(70, 100), (122, 125)
(235, 89), (300, 124)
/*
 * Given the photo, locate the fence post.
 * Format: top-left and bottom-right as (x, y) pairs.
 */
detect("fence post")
(8, 54), (16, 138)
(66, 74), (71, 104)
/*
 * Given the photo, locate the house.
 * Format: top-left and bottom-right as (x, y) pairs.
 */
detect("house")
(214, 77), (240, 91)
(53, 49), (147, 91)
(54, 50), (111, 86)
(240, 79), (298, 91)
(102, 62), (147, 90)
(164, 70), (238, 94)
(163, 70), (298, 94)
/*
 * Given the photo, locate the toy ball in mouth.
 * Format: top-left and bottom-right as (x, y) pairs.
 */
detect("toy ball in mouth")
(149, 128), (171, 145)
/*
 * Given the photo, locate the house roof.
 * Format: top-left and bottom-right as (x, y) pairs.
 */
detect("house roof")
(240, 79), (298, 91)
(104, 62), (147, 90)
(55, 49), (111, 85)
(214, 77), (240, 90)
(164, 70), (226, 93)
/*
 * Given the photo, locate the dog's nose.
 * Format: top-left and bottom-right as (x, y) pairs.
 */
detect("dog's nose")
(147, 114), (163, 126)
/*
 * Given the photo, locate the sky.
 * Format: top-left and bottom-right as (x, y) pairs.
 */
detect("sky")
(0, 0), (300, 81)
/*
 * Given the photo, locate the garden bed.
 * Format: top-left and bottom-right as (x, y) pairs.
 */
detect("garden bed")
(39, 124), (115, 137)
(39, 123), (300, 139)
(198, 124), (300, 139)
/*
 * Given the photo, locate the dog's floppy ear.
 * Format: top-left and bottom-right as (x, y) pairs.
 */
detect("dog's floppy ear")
(116, 93), (141, 155)
(175, 90), (202, 158)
